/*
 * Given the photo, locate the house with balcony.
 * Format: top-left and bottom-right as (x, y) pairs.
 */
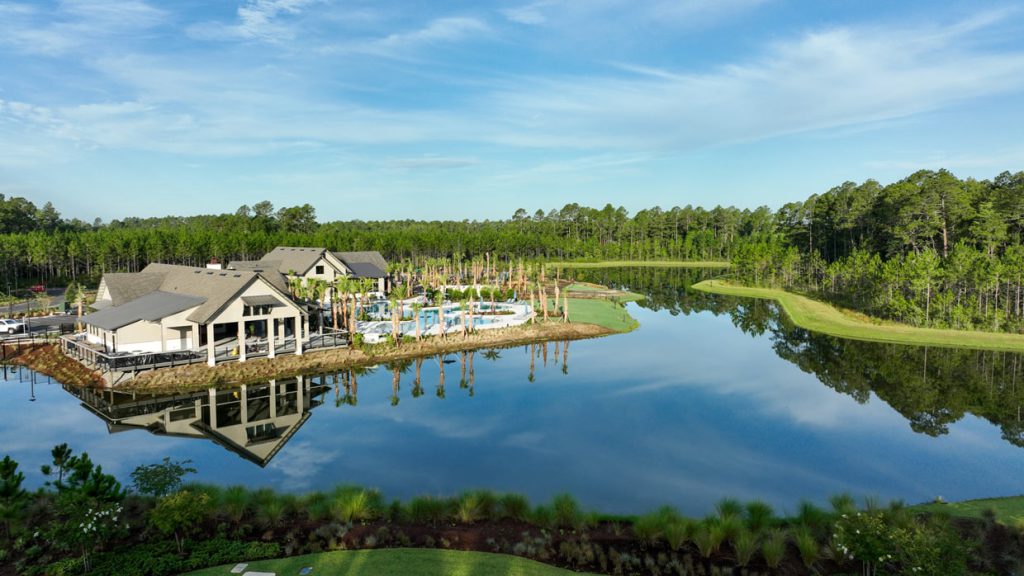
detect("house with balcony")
(77, 263), (310, 367)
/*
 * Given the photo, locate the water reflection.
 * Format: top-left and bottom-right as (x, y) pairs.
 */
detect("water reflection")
(4, 266), (1024, 513)
(67, 377), (330, 467)
(570, 266), (1024, 450)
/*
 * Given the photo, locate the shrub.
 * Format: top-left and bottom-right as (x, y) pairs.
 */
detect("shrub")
(531, 505), (553, 528)
(743, 499), (775, 532)
(219, 485), (251, 523)
(302, 491), (331, 521)
(715, 497), (743, 518)
(829, 493), (857, 516)
(330, 486), (381, 523)
(761, 528), (787, 568)
(551, 493), (585, 530)
(499, 493), (531, 521)
(408, 496), (450, 526)
(795, 500), (830, 533)
(733, 529), (758, 567)
(456, 492), (484, 524)
(692, 520), (725, 559)
(663, 518), (692, 551)
(793, 525), (820, 568)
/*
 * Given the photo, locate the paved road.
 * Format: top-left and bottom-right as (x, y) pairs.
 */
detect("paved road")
(1, 288), (67, 317)
(0, 313), (78, 340)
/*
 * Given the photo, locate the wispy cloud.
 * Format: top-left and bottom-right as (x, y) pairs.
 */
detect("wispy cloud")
(322, 16), (490, 58)
(386, 155), (479, 171)
(0, 0), (166, 56)
(500, 0), (768, 28)
(188, 0), (322, 42)
(484, 10), (1024, 149)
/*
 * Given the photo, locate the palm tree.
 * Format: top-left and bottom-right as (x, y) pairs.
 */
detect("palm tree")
(528, 343), (536, 383)
(468, 350), (476, 397)
(411, 302), (423, 342)
(562, 340), (569, 375)
(309, 279), (327, 335)
(436, 355), (446, 399)
(459, 299), (468, 339)
(459, 350), (467, 389)
(389, 291), (400, 346)
(412, 356), (424, 398)
(68, 282), (86, 331)
(390, 364), (401, 406)
(482, 348), (501, 362)
(434, 291), (446, 340)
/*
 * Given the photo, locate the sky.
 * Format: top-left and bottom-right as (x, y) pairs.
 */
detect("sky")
(1, 0), (1023, 223)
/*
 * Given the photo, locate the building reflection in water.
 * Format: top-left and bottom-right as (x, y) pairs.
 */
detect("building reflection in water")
(66, 376), (330, 467)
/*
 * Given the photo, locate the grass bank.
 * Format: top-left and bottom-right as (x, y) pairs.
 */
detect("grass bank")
(916, 495), (1024, 526)
(693, 279), (1024, 352)
(186, 549), (600, 576)
(560, 296), (640, 333)
(547, 260), (730, 269)
(2, 341), (104, 387)
(124, 320), (615, 392)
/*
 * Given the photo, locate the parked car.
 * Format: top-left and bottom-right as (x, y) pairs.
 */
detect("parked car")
(0, 319), (26, 334)
(29, 284), (46, 293)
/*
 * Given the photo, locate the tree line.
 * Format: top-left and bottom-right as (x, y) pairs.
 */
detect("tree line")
(3, 168), (1024, 332)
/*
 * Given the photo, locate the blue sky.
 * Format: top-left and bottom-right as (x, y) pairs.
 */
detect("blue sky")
(1, 0), (1023, 222)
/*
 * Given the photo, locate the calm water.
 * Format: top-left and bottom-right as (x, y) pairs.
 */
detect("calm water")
(2, 267), (1023, 516)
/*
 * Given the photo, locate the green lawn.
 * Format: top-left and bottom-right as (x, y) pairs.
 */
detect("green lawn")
(692, 280), (1024, 352)
(916, 495), (1024, 526)
(548, 260), (730, 269)
(185, 548), (601, 576)
(566, 282), (604, 292)
(561, 296), (640, 332)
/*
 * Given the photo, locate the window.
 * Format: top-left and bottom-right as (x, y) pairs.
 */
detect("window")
(315, 265), (325, 274)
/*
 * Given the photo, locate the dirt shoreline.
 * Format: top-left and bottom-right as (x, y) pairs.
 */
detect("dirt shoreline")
(39, 321), (612, 393)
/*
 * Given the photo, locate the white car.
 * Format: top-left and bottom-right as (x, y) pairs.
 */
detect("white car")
(0, 319), (26, 334)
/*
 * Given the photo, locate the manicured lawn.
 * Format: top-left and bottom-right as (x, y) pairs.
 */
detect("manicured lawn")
(692, 280), (1024, 352)
(916, 495), (1024, 525)
(185, 548), (601, 576)
(549, 260), (730, 269)
(566, 282), (605, 292)
(560, 297), (639, 332)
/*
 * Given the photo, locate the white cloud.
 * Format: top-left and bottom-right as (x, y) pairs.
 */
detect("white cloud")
(501, 1), (551, 25)
(323, 16), (490, 58)
(386, 155), (479, 171)
(188, 0), (322, 42)
(483, 10), (1024, 150)
(0, 0), (166, 56)
(500, 0), (768, 28)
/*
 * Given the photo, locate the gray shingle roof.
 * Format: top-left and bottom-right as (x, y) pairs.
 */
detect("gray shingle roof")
(334, 251), (388, 272)
(82, 291), (206, 330)
(100, 273), (165, 306)
(262, 247), (331, 276)
(344, 261), (386, 278)
(87, 264), (306, 331)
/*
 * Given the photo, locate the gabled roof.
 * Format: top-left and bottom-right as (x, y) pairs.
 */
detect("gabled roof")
(82, 291), (206, 330)
(262, 247), (336, 276)
(334, 251), (388, 272)
(226, 260), (289, 294)
(86, 264), (306, 330)
(141, 263), (261, 324)
(99, 273), (165, 306)
(344, 261), (386, 279)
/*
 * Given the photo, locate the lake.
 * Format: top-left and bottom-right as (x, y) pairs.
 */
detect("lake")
(2, 266), (1023, 517)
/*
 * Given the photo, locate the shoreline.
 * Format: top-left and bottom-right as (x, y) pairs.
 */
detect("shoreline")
(693, 279), (1024, 352)
(116, 321), (615, 393)
(547, 260), (730, 269)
